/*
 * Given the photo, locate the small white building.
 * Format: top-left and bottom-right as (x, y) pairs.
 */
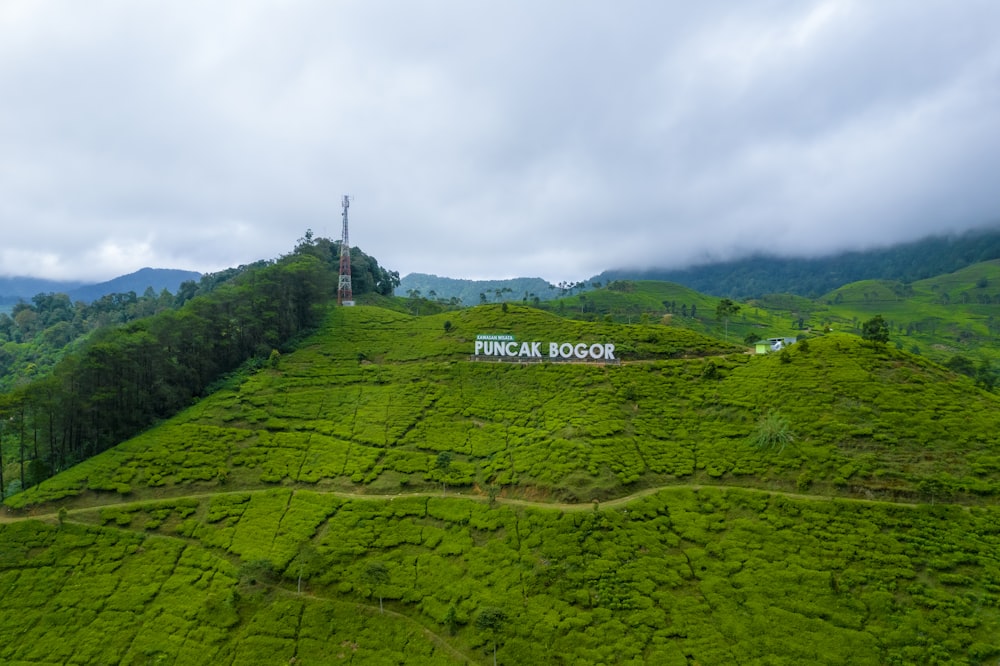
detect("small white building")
(754, 337), (797, 354)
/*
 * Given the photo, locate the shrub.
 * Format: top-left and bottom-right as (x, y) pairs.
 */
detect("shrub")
(749, 411), (795, 453)
(239, 559), (277, 587)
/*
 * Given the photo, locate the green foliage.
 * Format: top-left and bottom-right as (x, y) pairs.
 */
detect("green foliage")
(5, 299), (1000, 663)
(397, 273), (556, 306)
(0, 519), (451, 664)
(748, 411), (795, 453)
(362, 560), (391, 613)
(861, 314), (890, 348)
(239, 558), (278, 587)
(476, 606), (508, 665)
(11, 315), (1000, 511)
(0, 290), (178, 393)
(715, 298), (740, 320)
(1, 253), (338, 491)
(4, 489), (1000, 663)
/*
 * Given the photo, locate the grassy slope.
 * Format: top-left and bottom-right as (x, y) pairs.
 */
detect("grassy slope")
(3, 303), (1000, 664)
(817, 259), (1000, 362)
(544, 263), (1000, 365)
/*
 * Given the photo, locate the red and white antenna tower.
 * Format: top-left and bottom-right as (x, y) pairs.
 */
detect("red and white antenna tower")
(338, 195), (354, 306)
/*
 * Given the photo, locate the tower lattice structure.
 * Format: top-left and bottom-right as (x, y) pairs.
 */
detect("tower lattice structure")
(338, 195), (354, 306)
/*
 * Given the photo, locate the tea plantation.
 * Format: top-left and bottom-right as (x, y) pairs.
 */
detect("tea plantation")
(3, 303), (1000, 664)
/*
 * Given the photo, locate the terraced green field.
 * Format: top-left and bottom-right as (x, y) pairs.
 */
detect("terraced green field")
(3, 303), (1000, 664)
(4, 487), (1000, 664)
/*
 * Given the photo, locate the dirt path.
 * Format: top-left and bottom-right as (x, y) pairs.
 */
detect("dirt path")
(0, 481), (932, 526)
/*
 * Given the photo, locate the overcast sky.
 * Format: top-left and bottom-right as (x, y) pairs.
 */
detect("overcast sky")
(2, 1), (999, 284)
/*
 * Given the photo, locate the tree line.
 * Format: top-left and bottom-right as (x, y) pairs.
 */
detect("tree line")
(0, 236), (398, 497)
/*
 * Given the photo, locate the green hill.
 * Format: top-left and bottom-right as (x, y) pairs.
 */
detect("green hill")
(538, 264), (1000, 371)
(817, 259), (1000, 362)
(397, 273), (559, 305)
(3, 303), (1000, 663)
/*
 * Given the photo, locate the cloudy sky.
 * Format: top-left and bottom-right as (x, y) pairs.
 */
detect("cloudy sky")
(2, 1), (999, 284)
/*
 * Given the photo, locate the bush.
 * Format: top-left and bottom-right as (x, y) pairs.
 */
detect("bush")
(749, 411), (795, 453)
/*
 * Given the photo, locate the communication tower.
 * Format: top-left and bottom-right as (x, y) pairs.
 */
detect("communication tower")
(338, 195), (354, 306)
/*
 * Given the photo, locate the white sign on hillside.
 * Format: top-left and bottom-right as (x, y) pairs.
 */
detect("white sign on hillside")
(473, 334), (616, 362)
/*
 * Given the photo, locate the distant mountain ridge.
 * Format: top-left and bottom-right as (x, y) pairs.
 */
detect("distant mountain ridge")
(66, 267), (202, 302)
(598, 226), (1000, 298)
(398, 227), (1000, 302)
(0, 267), (202, 304)
(0, 276), (85, 303)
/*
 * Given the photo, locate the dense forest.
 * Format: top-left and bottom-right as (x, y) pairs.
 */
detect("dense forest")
(0, 235), (398, 498)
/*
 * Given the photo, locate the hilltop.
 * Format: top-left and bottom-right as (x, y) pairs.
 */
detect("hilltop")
(397, 274), (559, 305)
(3, 301), (1000, 663)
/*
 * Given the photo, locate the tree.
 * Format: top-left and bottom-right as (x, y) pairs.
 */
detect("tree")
(292, 544), (318, 594)
(716, 298), (740, 341)
(239, 559), (277, 588)
(946, 354), (976, 378)
(362, 561), (390, 613)
(976, 359), (998, 391)
(861, 314), (890, 348)
(436, 451), (453, 494)
(476, 606), (508, 666)
(444, 604), (461, 635)
(0, 411), (5, 498)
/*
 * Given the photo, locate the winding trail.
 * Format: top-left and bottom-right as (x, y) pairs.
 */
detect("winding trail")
(0, 481), (934, 525)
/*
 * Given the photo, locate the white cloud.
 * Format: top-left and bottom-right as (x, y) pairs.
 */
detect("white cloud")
(1, 1), (998, 283)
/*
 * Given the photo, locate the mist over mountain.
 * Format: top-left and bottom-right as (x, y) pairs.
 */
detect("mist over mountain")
(597, 227), (1000, 299)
